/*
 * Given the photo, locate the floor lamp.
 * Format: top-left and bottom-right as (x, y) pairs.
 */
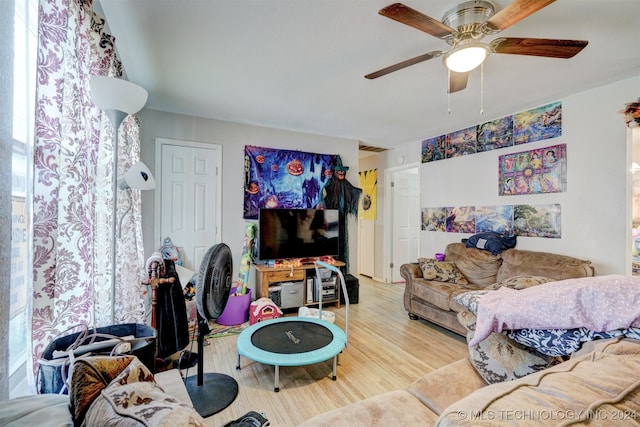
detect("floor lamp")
(90, 75), (148, 324)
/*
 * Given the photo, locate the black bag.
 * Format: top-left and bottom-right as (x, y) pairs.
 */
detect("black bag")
(465, 231), (516, 255)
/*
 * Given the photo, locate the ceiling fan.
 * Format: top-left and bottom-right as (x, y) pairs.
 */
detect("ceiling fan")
(365, 0), (588, 93)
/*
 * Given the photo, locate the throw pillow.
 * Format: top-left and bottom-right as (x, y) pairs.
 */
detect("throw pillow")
(418, 258), (468, 285)
(457, 310), (561, 384)
(486, 275), (553, 290)
(452, 290), (489, 314)
(70, 355), (155, 425)
(85, 380), (206, 427)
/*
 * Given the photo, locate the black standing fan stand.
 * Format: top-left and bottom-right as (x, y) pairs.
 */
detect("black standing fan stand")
(184, 243), (239, 417)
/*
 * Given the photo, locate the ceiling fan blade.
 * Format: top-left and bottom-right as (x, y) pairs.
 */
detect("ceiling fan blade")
(486, 0), (556, 32)
(365, 51), (441, 80)
(491, 37), (588, 58)
(448, 71), (469, 93)
(379, 3), (454, 39)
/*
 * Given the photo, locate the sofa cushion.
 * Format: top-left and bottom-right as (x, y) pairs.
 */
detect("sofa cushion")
(458, 310), (559, 384)
(418, 258), (468, 284)
(407, 359), (486, 415)
(437, 338), (640, 426)
(486, 275), (553, 290)
(298, 390), (439, 427)
(0, 394), (72, 426)
(445, 243), (502, 287)
(496, 248), (594, 282)
(411, 279), (460, 311)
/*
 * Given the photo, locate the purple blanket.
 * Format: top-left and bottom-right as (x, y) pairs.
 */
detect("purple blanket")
(470, 275), (640, 346)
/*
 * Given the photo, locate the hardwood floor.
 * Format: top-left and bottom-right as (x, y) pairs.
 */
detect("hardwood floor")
(187, 275), (468, 426)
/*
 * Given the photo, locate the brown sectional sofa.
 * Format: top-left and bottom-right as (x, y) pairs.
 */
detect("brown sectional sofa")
(300, 337), (640, 426)
(400, 242), (595, 335)
(298, 247), (640, 426)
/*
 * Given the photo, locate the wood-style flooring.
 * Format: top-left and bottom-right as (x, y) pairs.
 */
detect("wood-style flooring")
(182, 275), (467, 426)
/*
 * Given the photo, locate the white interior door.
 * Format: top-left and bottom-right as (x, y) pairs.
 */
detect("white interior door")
(156, 138), (222, 272)
(391, 167), (420, 283)
(358, 219), (375, 277)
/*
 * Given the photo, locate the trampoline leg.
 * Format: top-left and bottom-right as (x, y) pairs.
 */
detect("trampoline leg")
(332, 356), (337, 381)
(274, 366), (280, 392)
(236, 353), (241, 370)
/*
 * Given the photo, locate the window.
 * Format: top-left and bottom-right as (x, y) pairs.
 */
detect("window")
(9, 0), (37, 397)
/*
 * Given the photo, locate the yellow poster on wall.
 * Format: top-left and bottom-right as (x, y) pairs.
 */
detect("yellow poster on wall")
(359, 169), (377, 220)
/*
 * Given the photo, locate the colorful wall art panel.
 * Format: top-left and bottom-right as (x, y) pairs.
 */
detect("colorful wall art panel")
(359, 169), (377, 220)
(447, 126), (477, 158)
(477, 116), (514, 152)
(514, 203), (561, 238)
(513, 101), (562, 145)
(243, 146), (337, 219)
(422, 207), (446, 231)
(499, 143), (567, 196)
(419, 101), (563, 162)
(422, 204), (560, 238)
(421, 135), (447, 163)
(446, 206), (476, 233)
(475, 205), (514, 234)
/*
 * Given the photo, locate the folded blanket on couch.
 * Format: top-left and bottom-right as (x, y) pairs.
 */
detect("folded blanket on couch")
(471, 275), (640, 346)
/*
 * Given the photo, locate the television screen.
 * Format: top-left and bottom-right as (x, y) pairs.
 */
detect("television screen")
(258, 208), (340, 261)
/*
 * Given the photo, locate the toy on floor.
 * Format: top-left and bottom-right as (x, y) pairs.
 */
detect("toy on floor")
(250, 297), (283, 325)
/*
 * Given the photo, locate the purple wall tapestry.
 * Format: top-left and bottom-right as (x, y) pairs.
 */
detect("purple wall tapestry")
(243, 146), (337, 219)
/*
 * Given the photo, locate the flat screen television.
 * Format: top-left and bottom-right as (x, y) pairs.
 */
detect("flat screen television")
(258, 208), (341, 261)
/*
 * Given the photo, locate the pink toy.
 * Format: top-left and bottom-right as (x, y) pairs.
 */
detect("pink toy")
(250, 297), (283, 325)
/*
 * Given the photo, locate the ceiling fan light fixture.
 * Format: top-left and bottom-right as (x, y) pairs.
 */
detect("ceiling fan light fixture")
(444, 43), (490, 73)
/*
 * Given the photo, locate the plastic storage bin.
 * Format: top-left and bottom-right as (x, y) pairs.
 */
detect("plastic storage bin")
(280, 281), (304, 308)
(217, 287), (252, 326)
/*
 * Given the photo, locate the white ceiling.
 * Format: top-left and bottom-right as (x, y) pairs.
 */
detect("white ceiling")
(97, 0), (640, 149)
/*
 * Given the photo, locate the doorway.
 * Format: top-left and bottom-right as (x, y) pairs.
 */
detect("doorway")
(358, 218), (374, 277)
(154, 138), (222, 271)
(385, 164), (420, 283)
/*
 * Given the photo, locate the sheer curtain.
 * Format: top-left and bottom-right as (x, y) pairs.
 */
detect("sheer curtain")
(30, 0), (147, 386)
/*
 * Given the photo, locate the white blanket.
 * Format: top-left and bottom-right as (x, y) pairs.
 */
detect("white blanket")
(470, 275), (640, 346)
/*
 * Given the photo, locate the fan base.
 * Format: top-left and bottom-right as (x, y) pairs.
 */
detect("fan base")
(185, 373), (239, 418)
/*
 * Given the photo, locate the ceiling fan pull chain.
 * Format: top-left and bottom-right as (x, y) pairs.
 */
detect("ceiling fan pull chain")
(447, 69), (451, 114)
(480, 63), (485, 115)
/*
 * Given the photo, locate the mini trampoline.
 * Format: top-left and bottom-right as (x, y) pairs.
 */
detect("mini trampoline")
(236, 261), (349, 392)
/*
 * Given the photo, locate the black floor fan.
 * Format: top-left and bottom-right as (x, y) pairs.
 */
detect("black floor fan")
(184, 243), (239, 417)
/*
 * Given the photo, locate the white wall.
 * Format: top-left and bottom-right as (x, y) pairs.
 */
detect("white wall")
(139, 76), (638, 283)
(410, 76), (639, 276)
(358, 76), (639, 279)
(137, 110), (360, 280)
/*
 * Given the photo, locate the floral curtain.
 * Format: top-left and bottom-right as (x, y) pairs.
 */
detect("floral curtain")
(31, 0), (147, 386)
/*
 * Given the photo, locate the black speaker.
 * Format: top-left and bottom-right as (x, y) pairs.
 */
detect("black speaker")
(341, 274), (359, 305)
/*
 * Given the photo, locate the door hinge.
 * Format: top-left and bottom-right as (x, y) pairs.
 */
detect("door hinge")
(390, 262), (394, 269)
(390, 181), (394, 188)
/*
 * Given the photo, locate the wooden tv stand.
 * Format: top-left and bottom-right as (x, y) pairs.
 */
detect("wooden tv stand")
(253, 261), (345, 308)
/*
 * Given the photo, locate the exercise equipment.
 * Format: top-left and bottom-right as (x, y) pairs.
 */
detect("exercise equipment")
(236, 260), (349, 392)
